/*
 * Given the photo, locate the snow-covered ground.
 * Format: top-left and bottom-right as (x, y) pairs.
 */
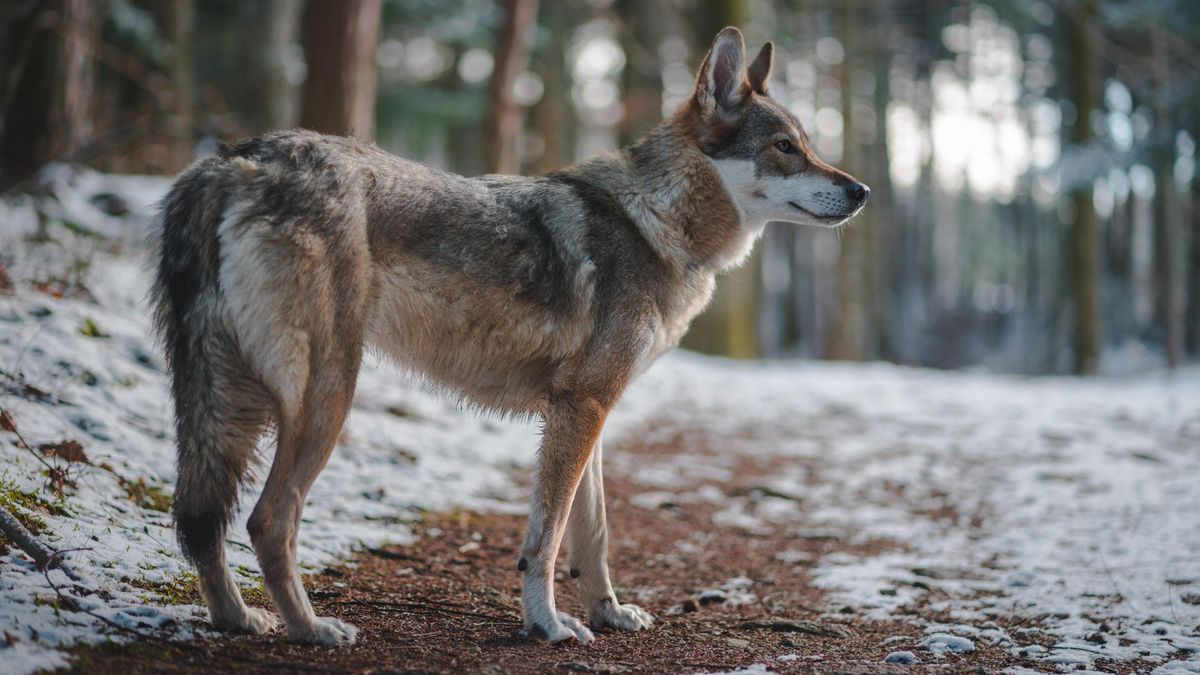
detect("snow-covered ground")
(1, 166), (1198, 673)
(618, 358), (1200, 672)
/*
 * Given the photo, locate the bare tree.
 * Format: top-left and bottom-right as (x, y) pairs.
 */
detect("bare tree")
(824, 0), (867, 361)
(1152, 27), (1185, 368)
(484, 0), (539, 174)
(0, 0), (100, 189)
(299, 0), (382, 139)
(532, 0), (571, 173)
(154, 0), (197, 169)
(244, 0), (303, 132)
(1065, 0), (1101, 374)
(617, 0), (665, 146)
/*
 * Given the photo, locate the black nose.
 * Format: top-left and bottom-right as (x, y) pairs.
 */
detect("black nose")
(847, 182), (870, 205)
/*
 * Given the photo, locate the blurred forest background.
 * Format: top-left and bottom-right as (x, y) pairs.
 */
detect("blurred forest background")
(1, 0), (1197, 376)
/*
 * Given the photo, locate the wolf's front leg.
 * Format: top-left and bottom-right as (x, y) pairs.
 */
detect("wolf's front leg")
(518, 392), (610, 644)
(566, 437), (654, 632)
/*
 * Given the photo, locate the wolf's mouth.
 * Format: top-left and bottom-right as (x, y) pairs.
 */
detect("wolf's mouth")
(788, 201), (849, 224)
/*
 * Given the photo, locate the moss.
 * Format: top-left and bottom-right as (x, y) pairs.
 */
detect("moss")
(125, 571), (201, 606)
(0, 474), (55, 536)
(119, 476), (172, 513)
(124, 570), (272, 609)
(78, 317), (109, 338)
(241, 583), (270, 607)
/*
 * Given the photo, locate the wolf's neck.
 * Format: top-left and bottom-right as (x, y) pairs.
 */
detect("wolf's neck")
(616, 120), (756, 271)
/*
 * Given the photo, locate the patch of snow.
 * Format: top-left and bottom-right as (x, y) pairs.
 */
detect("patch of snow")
(920, 633), (975, 655)
(607, 352), (1200, 670)
(884, 650), (920, 664)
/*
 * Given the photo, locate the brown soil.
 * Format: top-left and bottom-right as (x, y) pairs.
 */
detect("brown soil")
(63, 428), (1150, 674)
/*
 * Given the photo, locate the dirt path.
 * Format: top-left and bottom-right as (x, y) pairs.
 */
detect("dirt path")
(66, 429), (1151, 674)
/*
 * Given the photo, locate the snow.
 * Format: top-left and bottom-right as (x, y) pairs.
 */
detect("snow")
(884, 650), (920, 664)
(3, 165), (1199, 673)
(920, 633), (976, 655)
(613, 357), (1200, 671)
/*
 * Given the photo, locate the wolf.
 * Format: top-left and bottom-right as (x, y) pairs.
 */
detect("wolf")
(150, 26), (868, 646)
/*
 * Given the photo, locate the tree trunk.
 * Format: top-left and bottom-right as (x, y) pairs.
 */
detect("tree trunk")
(617, 0), (664, 146)
(823, 0), (866, 361)
(0, 0), (100, 190)
(244, 0), (303, 132)
(1151, 28), (1184, 368)
(1065, 1), (1101, 374)
(154, 0), (196, 169)
(533, 0), (571, 173)
(484, 0), (539, 174)
(1189, 176), (1200, 358)
(299, 0), (382, 139)
(867, 6), (894, 361)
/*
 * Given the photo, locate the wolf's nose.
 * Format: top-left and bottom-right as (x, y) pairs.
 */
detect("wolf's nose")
(847, 182), (870, 205)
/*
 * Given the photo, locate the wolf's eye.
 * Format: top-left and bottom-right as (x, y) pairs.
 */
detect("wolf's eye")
(774, 139), (795, 154)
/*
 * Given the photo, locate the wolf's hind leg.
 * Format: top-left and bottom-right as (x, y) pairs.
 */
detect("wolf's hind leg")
(565, 438), (654, 632)
(247, 360), (360, 646)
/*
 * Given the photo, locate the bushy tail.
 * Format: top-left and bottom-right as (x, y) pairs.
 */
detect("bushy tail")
(150, 167), (248, 567)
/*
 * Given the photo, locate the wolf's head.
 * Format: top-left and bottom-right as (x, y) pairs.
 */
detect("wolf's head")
(682, 27), (869, 229)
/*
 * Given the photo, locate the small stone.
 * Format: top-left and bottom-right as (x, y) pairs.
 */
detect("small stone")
(698, 589), (727, 606)
(725, 637), (750, 649)
(1085, 632), (1106, 644)
(681, 598), (699, 613)
(884, 651), (919, 665)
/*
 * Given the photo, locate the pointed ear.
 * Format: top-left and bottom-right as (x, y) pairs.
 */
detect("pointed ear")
(747, 42), (773, 95)
(695, 27), (749, 115)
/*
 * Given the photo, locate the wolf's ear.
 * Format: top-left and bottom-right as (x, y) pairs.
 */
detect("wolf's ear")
(747, 42), (773, 95)
(695, 27), (749, 115)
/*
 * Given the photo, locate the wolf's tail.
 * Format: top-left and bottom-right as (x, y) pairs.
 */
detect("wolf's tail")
(150, 166), (252, 567)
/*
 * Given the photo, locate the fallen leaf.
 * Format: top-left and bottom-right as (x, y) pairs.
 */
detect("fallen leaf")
(40, 440), (89, 464)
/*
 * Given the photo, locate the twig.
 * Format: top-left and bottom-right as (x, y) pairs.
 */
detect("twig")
(1, 405), (58, 474)
(0, 504), (60, 570)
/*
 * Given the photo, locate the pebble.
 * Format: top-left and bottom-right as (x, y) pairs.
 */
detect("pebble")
(884, 651), (919, 665)
(698, 589), (727, 606)
(725, 637), (750, 649)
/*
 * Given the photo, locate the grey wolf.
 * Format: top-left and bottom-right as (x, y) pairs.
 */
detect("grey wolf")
(150, 26), (868, 646)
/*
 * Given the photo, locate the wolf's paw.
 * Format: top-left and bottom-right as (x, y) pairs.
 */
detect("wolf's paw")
(288, 616), (359, 646)
(520, 611), (595, 645)
(589, 599), (654, 632)
(211, 606), (278, 635)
